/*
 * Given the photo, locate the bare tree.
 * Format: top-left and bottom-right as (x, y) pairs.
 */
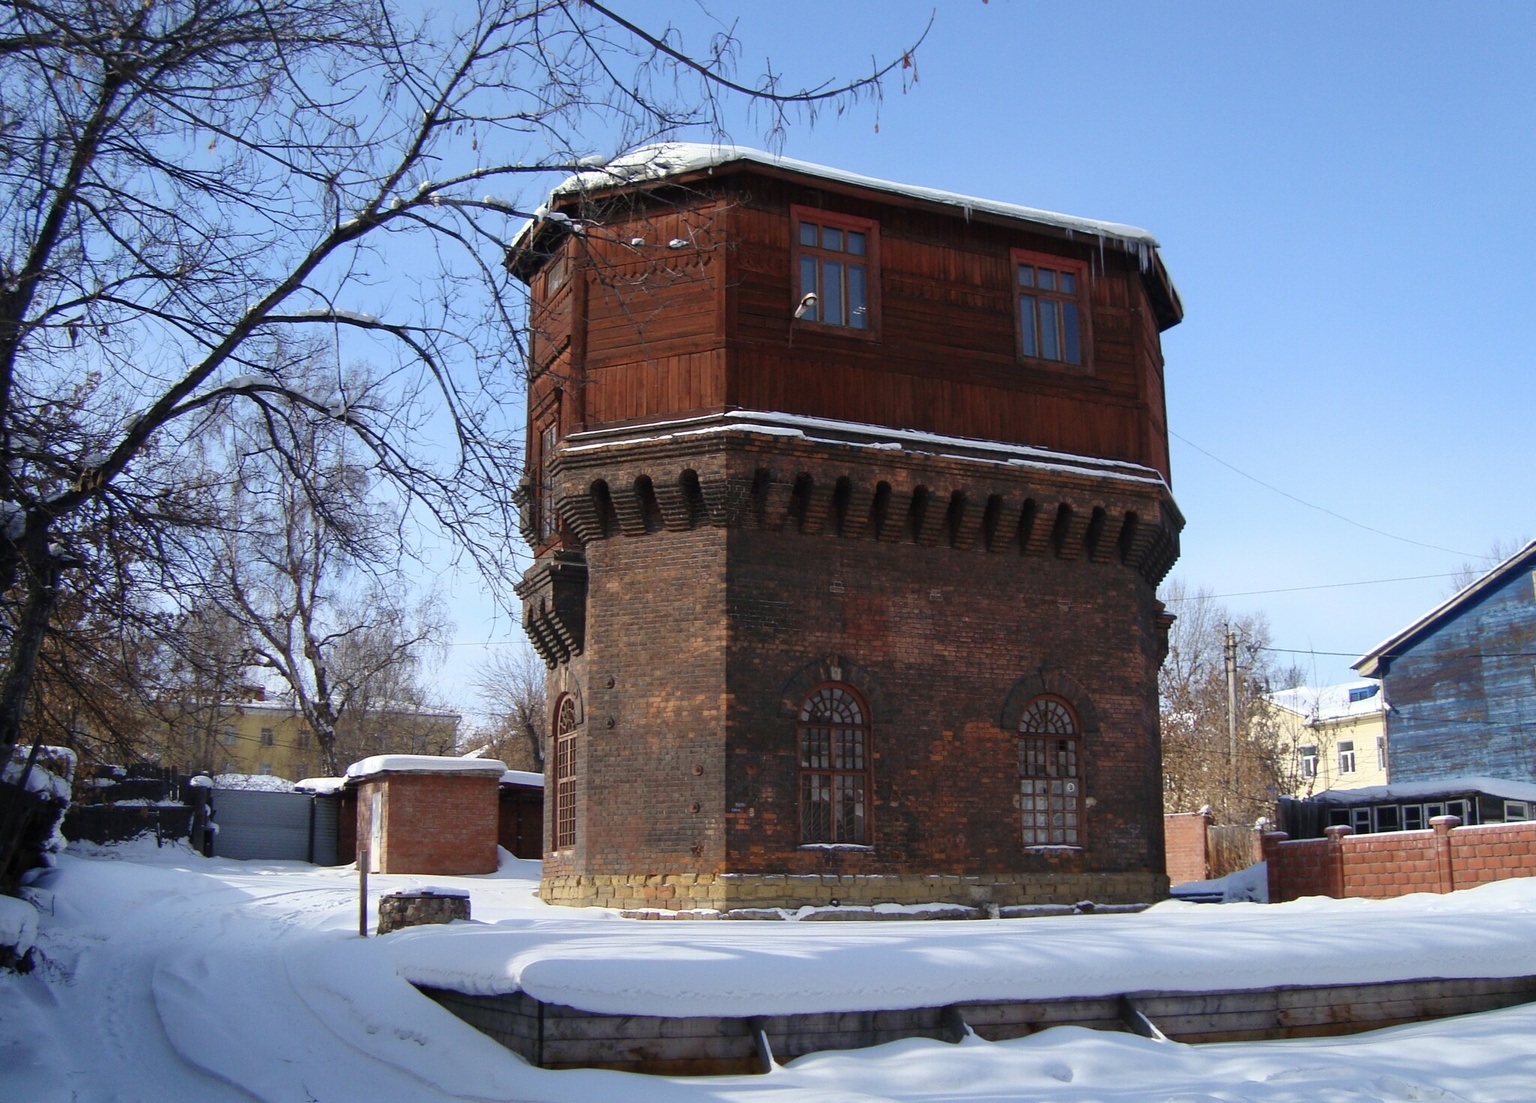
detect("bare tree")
(191, 359), (451, 775)
(143, 602), (259, 776)
(0, 0), (923, 838)
(469, 641), (548, 773)
(1159, 578), (1304, 823)
(1446, 536), (1534, 594)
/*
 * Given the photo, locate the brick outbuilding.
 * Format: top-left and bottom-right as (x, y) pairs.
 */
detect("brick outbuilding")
(346, 756), (505, 875)
(511, 145), (1184, 911)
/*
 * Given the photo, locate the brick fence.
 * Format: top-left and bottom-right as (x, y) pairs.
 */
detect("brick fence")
(1263, 816), (1536, 903)
(1165, 811), (1212, 885)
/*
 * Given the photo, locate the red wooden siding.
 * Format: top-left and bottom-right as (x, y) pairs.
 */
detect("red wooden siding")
(522, 172), (1175, 480)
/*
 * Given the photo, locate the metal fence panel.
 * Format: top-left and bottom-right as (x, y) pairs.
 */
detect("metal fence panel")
(209, 789), (313, 861)
(310, 794), (341, 865)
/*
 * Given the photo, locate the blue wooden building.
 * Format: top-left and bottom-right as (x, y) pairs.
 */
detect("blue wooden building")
(1355, 540), (1536, 784)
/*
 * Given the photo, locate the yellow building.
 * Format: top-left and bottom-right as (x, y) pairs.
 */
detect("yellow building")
(151, 697), (461, 780)
(1265, 681), (1388, 798)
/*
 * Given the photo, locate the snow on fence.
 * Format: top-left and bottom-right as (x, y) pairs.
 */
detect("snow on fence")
(1263, 816), (1536, 902)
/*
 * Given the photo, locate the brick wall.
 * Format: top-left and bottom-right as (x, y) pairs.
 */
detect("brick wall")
(356, 772), (501, 875)
(538, 430), (1177, 908)
(1164, 811), (1211, 885)
(1264, 817), (1536, 902)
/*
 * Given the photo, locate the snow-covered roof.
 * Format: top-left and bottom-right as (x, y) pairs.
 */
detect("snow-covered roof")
(546, 142), (1161, 250)
(1355, 538), (1536, 678)
(1312, 775), (1536, 805)
(344, 755), (506, 780)
(294, 776), (347, 795)
(562, 409), (1171, 491)
(1266, 680), (1385, 724)
(500, 769), (544, 789)
(212, 773), (297, 792)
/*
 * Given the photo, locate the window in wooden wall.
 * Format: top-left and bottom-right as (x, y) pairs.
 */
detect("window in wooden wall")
(537, 420), (559, 544)
(1014, 250), (1088, 366)
(1019, 695), (1081, 846)
(259, 727), (274, 746)
(792, 206), (878, 334)
(798, 683), (871, 845)
(1338, 740), (1356, 774)
(553, 695), (579, 850)
(543, 245), (569, 298)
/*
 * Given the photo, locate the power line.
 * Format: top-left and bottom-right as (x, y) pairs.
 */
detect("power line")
(1260, 645), (1536, 661)
(1163, 572), (1461, 601)
(1169, 431), (1479, 559)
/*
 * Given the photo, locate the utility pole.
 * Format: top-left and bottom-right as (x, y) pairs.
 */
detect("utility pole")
(1224, 626), (1239, 790)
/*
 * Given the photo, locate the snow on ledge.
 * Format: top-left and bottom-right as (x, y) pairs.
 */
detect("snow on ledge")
(294, 776), (347, 795)
(561, 410), (1170, 489)
(345, 755), (506, 780)
(500, 769), (544, 788)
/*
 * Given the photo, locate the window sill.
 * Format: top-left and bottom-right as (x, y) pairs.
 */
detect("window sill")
(1024, 845), (1082, 852)
(798, 843), (872, 852)
(792, 319), (881, 342)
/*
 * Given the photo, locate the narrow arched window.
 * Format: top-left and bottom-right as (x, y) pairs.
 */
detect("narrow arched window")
(553, 695), (579, 850)
(1019, 696), (1081, 846)
(798, 684), (870, 845)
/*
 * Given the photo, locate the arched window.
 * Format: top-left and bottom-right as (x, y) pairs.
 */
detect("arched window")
(798, 684), (870, 845)
(553, 695), (579, 850)
(1019, 696), (1081, 846)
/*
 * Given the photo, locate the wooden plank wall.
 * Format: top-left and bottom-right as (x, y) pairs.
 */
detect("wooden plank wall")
(1383, 569), (1536, 785)
(533, 175), (1175, 479)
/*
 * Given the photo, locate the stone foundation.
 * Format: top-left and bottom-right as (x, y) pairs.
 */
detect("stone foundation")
(377, 888), (471, 934)
(541, 871), (1167, 912)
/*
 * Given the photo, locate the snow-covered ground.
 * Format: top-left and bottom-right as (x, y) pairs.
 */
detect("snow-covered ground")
(4, 839), (1536, 1102)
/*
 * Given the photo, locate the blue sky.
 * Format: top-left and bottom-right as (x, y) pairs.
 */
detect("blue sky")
(447, 2), (1536, 700)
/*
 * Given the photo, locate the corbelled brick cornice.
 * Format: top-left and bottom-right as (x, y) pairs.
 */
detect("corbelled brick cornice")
(544, 412), (1181, 587)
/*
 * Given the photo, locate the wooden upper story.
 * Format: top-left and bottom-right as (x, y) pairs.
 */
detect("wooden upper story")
(511, 145), (1182, 496)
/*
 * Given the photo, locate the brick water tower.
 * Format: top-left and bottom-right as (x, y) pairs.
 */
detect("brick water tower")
(511, 145), (1183, 912)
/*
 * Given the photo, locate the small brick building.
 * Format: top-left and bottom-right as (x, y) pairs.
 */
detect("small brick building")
(346, 755), (504, 875)
(511, 145), (1183, 911)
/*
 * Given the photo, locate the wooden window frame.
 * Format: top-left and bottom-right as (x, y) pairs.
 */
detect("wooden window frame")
(553, 694), (579, 851)
(542, 241), (570, 299)
(1012, 248), (1090, 368)
(791, 205), (880, 340)
(797, 682), (873, 846)
(537, 420), (559, 545)
(1338, 740), (1357, 774)
(1018, 695), (1082, 847)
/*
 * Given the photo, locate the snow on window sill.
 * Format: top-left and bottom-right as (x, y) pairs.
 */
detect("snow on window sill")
(1024, 845), (1083, 851)
(798, 843), (872, 852)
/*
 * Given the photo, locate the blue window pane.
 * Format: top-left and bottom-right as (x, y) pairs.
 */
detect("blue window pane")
(1040, 300), (1060, 360)
(847, 264), (867, 328)
(822, 226), (843, 251)
(1038, 268), (1056, 292)
(1018, 265), (1034, 288)
(1020, 295), (1037, 357)
(800, 222), (817, 246)
(846, 231), (866, 256)
(1060, 272), (1076, 294)
(822, 261), (844, 325)
(799, 256), (818, 320)
(1062, 302), (1080, 364)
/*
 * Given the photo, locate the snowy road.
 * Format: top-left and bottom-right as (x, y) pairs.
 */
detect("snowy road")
(4, 840), (1536, 1102)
